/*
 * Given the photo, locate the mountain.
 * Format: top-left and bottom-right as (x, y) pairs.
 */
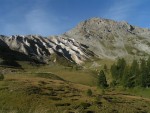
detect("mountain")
(64, 17), (150, 60)
(1, 17), (150, 65)
(0, 35), (94, 64)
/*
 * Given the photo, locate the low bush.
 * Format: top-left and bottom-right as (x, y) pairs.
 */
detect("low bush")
(86, 89), (93, 96)
(0, 73), (4, 81)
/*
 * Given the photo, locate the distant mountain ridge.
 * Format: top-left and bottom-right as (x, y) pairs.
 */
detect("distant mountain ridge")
(0, 17), (150, 64)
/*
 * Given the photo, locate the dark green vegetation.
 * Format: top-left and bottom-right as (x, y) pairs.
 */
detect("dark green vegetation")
(110, 58), (150, 88)
(0, 73), (4, 81)
(86, 89), (93, 96)
(98, 70), (108, 88)
(0, 59), (150, 113)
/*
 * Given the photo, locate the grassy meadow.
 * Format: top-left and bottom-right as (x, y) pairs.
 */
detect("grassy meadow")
(0, 60), (150, 113)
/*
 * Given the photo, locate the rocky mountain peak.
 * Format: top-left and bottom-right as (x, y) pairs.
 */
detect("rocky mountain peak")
(1, 17), (150, 64)
(64, 17), (150, 60)
(71, 17), (136, 36)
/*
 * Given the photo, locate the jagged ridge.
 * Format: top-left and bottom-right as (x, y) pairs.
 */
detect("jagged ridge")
(0, 35), (93, 64)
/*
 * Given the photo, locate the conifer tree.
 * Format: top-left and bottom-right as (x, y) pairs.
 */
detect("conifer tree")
(140, 59), (148, 87)
(117, 58), (126, 79)
(122, 65), (135, 88)
(110, 63), (118, 87)
(146, 57), (150, 87)
(110, 64), (117, 79)
(98, 70), (108, 88)
(130, 59), (139, 86)
(104, 64), (108, 72)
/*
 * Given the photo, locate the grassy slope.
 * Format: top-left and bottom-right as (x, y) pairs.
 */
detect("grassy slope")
(0, 73), (150, 113)
(0, 61), (150, 113)
(19, 61), (97, 86)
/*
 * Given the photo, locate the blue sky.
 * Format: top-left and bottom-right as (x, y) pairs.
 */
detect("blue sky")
(0, 0), (150, 36)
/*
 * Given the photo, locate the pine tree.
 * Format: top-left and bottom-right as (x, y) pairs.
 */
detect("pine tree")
(110, 58), (126, 83)
(122, 65), (135, 88)
(117, 58), (126, 79)
(130, 59), (139, 86)
(140, 59), (148, 87)
(98, 70), (108, 88)
(110, 64), (117, 79)
(104, 64), (108, 72)
(146, 57), (150, 87)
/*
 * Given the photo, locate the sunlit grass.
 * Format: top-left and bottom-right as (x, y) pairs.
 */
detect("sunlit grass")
(0, 61), (150, 113)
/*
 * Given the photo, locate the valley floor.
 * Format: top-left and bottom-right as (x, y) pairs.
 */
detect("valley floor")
(0, 63), (150, 113)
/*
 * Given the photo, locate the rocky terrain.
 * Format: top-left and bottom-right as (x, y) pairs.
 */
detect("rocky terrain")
(0, 35), (93, 64)
(64, 17), (150, 60)
(1, 17), (150, 64)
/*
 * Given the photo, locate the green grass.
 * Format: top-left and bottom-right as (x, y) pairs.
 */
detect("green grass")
(125, 87), (150, 98)
(0, 73), (97, 113)
(14, 61), (98, 86)
(0, 60), (150, 113)
(0, 75), (150, 113)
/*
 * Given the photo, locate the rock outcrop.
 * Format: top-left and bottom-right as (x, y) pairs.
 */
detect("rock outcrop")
(64, 17), (150, 60)
(0, 35), (93, 64)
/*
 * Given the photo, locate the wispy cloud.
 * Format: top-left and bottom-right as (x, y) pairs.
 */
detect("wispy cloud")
(103, 0), (141, 21)
(25, 9), (60, 36)
(1, 0), (69, 36)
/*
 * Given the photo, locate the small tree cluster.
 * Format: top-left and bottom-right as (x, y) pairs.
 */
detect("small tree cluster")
(110, 58), (126, 82)
(110, 58), (150, 88)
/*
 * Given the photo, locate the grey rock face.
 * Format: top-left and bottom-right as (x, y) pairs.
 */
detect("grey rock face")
(64, 17), (150, 60)
(0, 35), (93, 64)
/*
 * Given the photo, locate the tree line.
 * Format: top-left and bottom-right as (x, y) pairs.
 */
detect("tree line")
(98, 58), (150, 88)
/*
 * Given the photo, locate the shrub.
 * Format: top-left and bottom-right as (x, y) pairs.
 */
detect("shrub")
(0, 60), (21, 67)
(110, 80), (117, 87)
(86, 89), (93, 96)
(79, 102), (91, 109)
(0, 73), (4, 81)
(101, 89), (105, 95)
